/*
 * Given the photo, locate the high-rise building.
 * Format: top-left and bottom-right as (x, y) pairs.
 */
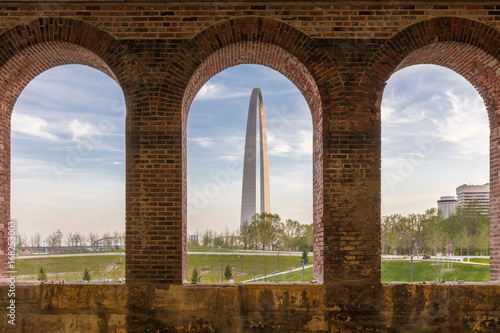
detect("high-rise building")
(456, 183), (490, 216)
(240, 88), (271, 228)
(437, 196), (457, 218)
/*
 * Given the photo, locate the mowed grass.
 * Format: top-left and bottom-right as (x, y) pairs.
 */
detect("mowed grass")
(12, 253), (490, 283)
(187, 253), (313, 283)
(381, 260), (490, 282)
(15, 253), (126, 282)
(468, 258), (490, 264)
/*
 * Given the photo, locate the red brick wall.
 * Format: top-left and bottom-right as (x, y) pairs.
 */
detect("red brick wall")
(0, 2), (497, 287)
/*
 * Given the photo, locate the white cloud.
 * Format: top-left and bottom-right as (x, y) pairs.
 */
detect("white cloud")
(195, 82), (251, 101)
(12, 113), (59, 141)
(69, 119), (99, 143)
(191, 137), (215, 147)
(267, 130), (312, 158)
(430, 90), (488, 156)
(218, 155), (240, 161)
(197, 82), (225, 100)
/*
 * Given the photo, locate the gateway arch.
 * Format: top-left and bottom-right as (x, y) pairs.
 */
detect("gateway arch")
(240, 88), (271, 227)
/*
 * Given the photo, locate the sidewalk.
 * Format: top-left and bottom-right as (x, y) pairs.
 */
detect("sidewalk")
(241, 264), (313, 283)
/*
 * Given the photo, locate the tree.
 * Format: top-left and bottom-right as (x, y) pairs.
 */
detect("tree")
(37, 267), (47, 281)
(281, 219), (301, 251)
(301, 247), (309, 265)
(213, 232), (224, 248)
(191, 268), (201, 283)
(251, 213), (282, 251)
(473, 223), (490, 256)
(239, 222), (254, 250)
(88, 232), (99, 247)
(16, 233), (28, 253)
(224, 264), (232, 280)
(66, 233), (74, 247)
(454, 227), (472, 256)
(201, 229), (213, 248)
(32, 232), (41, 249)
(113, 230), (122, 248)
(46, 231), (63, 252)
(82, 268), (91, 281)
(302, 223), (314, 252)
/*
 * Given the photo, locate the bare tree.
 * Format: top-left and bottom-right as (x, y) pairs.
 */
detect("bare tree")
(88, 232), (99, 246)
(32, 233), (41, 249)
(66, 233), (74, 247)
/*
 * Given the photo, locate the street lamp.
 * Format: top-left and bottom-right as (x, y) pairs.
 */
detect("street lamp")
(258, 262), (267, 282)
(299, 259), (305, 282)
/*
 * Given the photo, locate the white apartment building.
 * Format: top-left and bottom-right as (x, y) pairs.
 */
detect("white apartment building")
(456, 183), (490, 216)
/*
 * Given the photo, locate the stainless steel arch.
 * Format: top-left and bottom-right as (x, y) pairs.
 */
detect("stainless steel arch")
(240, 88), (271, 227)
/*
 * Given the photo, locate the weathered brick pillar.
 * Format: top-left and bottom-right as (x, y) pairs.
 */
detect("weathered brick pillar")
(490, 123), (500, 281)
(0, 109), (10, 277)
(126, 89), (184, 284)
(321, 92), (382, 287)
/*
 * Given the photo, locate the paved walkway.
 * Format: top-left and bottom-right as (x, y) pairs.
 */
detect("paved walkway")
(241, 264), (313, 283)
(16, 252), (125, 259)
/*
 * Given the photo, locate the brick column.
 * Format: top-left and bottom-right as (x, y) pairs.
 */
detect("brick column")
(0, 110), (10, 277)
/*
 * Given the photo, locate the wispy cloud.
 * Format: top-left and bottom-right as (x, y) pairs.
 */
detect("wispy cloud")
(196, 82), (250, 101)
(268, 130), (312, 158)
(190, 137), (215, 147)
(12, 113), (59, 141)
(430, 90), (488, 156)
(69, 119), (99, 143)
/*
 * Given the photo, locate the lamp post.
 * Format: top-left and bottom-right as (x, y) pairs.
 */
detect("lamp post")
(299, 259), (305, 282)
(258, 262), (267, 281)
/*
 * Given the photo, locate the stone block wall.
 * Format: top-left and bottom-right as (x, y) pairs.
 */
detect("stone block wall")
(0, 1), (498, 331)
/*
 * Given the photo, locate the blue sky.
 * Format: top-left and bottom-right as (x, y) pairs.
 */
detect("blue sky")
(11, 65), (126, 240)
(11, 63), (489, 239)
(187, 65), (313, 234)
(381, 65), (489, 216)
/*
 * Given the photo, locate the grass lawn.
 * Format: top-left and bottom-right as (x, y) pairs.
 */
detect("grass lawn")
(266, 266), (314, 282)
(187, 253), (313, 283)
(15, 253), (125, 282)
(13, 254), (490, 283)
(468, 258), (490, 264)
(381, 260), (490, 282)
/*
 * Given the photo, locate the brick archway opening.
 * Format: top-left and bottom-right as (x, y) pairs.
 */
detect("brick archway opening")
(385, 41), (500, 281)
(182, 41), (324, 283)
(0, 41), (122, 276)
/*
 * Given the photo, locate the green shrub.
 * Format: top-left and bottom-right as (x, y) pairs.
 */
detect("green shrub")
(191, 267), (201, 283)
(37, 267), (47, 281)
(224, 264), (232, 279)
(301, 248), (309, 265)
(82, 268), (91, 281)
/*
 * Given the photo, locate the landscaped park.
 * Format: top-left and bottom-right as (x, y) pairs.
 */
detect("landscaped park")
(13, 251), (489, 283)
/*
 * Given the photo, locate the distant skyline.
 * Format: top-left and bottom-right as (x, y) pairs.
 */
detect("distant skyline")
(10, 63), (489, 240)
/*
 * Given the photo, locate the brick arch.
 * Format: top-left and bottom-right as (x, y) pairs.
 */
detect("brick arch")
(361, 17), (500, 281)
(0, 18), (135, 277)
(166, 18), (342, 284)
